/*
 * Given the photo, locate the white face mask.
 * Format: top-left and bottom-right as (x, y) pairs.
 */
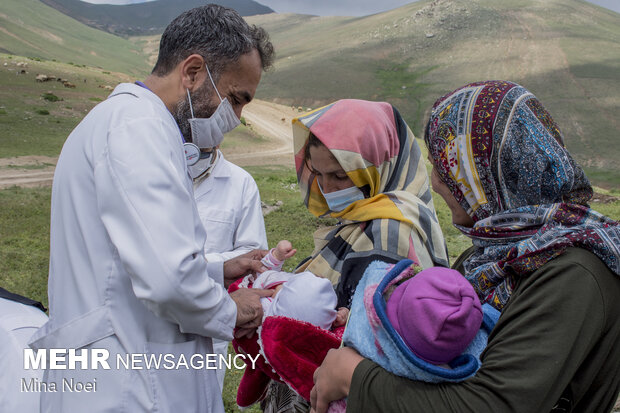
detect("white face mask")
(187, 63), (240, 149)
(318, 181), (365, 212)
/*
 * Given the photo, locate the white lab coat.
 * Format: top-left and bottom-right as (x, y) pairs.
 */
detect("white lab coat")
(29, 83), (236, 413)
(194, 153), (268, 263)
(0, 298), (48, 412)
(193, 154), (268, 390)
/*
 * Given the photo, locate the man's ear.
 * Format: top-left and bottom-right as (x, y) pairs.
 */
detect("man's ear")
(180, 54), (206, 91)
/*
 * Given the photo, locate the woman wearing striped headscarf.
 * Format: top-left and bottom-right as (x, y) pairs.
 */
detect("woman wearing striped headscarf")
(292, 99), (448, 308)
(310, 81), (620, 413)
(261, 99), (448, 412)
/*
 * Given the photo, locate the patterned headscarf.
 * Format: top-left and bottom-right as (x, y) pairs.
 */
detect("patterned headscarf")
(425, 80), (620, 310)
(293, 99), (448, 308)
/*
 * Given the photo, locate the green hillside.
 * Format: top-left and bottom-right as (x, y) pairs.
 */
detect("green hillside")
(0, 53), (138, 157)
(41, 0), (274, 36)
(247, 0), (620, 187)
(0, 0), (149, 75)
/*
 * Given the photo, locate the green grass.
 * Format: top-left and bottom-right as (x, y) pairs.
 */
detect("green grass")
(1, 162), (618, 412)
(0, 186), (51, 307)
(245, 165), (337, 271)
(584, 167), (620, 191)
(375, 63), (439, 130)
(0, 0), (149, 76)
(0, 53), (132, 157)
(223, 358), (260, 413)
(219, 125), (269, 151)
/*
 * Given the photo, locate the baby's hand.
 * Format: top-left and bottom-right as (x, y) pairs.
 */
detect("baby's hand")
(332, 307), (350, 327)
(273, 240), (297, 262)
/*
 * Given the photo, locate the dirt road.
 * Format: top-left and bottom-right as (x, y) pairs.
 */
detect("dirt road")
(0, 156), (57, 189)
(0, 99), (298, 189)
(223, 98), (301, 167)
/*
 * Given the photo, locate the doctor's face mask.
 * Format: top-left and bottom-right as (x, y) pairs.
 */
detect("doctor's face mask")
(188, 64), (240, 148)
(174, 63), (240, 147)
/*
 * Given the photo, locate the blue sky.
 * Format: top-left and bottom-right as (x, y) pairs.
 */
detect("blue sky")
(80, 0), (620, 16)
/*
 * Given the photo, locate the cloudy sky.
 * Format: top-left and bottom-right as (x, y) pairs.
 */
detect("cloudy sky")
(80, 0), (620, 16)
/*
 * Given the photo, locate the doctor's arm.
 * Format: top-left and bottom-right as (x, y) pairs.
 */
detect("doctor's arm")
(95, 117), (263, 340)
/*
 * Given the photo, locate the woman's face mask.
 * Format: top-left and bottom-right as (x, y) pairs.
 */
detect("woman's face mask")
(187, 63), (240, 149)
(318, 181), (365, 212)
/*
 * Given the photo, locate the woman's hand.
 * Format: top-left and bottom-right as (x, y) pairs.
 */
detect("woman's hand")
(310, 347), (364, 413)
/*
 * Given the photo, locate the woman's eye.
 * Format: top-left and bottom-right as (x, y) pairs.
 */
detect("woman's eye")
(336, 174), (349, 180)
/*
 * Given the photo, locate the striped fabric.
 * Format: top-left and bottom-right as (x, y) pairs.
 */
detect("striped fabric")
(292, 99), (448, 308)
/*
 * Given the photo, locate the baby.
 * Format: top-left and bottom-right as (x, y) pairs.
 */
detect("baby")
(342, 263), (493, 378)
(326, 263), (496, 412)
(384, 266), (483, 365)
(249, 240), (348, 328)
(233, 240), (348, 408)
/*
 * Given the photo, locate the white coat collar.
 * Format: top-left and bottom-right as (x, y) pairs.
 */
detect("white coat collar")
(108, 83), (172, 117)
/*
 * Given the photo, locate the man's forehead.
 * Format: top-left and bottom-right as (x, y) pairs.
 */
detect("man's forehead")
(219, 50), (261, 98)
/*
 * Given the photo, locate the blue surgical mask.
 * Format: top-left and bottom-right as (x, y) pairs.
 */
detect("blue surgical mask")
(186, 63), (240, 149)
(318, 181), (365, 212)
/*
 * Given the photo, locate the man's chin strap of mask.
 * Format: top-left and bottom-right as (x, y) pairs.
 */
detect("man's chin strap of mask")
(186, 63), (240, 179)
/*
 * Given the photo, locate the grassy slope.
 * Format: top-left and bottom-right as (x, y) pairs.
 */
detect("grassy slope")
(0, 0), (149, 76)
(0, 53), (136, 157)
(2, 170), (617, 413)
(246, 0), (620, 186)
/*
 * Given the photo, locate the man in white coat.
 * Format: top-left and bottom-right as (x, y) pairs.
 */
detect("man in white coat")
(193, 151), (268, 264)
(0, 290), (48, 412)
(192, 149), (268, 391)
(29, 5), (275, 412)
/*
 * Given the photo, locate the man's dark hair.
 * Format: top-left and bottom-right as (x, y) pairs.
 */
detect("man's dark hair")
(152, 4), (274, 79)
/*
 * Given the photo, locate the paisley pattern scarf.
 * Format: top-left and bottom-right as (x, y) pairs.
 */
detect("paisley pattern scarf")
(425, 80), (620, 310)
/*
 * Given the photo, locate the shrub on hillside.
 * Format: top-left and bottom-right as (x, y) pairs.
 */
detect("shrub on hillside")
(42, 93), (61, 102)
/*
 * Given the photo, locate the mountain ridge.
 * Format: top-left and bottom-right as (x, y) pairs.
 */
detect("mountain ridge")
(40, 0), (275, 36)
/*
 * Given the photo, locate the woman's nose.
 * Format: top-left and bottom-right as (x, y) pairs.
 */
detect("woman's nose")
(321, 178), (338, 194)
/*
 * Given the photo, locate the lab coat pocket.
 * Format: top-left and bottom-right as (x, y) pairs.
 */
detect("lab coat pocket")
(29, 305), (114, 351)
(199, 208), (235, 252)
(145, 339), (218, 413)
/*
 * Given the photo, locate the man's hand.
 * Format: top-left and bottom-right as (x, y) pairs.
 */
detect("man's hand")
(229, 287), (273, 338)
(310, 347), (364, 413)
(223, 249), (268, 288)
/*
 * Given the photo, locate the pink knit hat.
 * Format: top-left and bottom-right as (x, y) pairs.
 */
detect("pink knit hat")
(386, 267), (483, 364)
